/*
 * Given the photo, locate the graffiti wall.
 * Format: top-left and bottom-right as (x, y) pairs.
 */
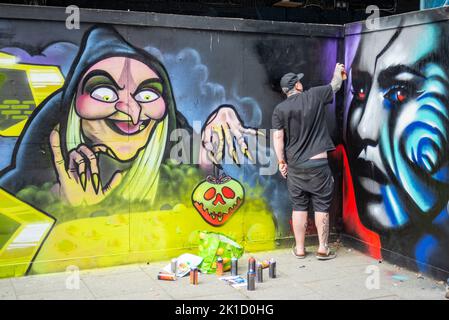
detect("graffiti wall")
(343, 7), (449, 276)
(0, 6), (342, 277)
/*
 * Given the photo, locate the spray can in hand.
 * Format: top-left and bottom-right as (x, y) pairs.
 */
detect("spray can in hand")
(341, 65), (347, 80)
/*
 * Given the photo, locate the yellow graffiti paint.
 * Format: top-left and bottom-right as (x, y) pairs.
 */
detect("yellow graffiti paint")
(0, 52), (64, 137)
(29, 201), (275, 274)
(6, 165), (276, 276)
(0, 188), (55, 278)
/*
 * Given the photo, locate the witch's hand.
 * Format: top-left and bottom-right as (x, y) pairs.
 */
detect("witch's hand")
(49, 125), (123, 206)
(199, 106), (263, 167)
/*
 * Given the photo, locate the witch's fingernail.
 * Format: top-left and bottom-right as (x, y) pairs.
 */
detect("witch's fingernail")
(107, 149), (117, 159)
(80, 172), (87, 191)
(243, 148), (254, 162)
(211, 153), (219, 165)
(215, 152), (223, 162)
(232, 150), (240, 165)
(257, 130), (265, 137)
(92, 173), (100, 194)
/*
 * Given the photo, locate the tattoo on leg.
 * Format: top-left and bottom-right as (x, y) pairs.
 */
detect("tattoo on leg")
(322, 214), (329, 249)
(304, 221), (308, 231)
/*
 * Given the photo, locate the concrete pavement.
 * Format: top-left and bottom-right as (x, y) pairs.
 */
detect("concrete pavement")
(0, 243), (447, 300)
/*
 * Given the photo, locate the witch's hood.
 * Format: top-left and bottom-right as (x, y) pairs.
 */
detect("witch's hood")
(62, 26), (162, 107)
(0, 26), (180, 192)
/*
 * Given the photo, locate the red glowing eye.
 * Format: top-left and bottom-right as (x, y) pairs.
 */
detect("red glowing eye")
(396, 90), (407, 102)
(204, 187), (216, 201)
(357, 92), (366, 100)
(222, 187), (235, 199)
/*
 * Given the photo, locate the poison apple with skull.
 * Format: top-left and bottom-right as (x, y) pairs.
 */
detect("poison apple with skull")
(192, 175), (244, 226)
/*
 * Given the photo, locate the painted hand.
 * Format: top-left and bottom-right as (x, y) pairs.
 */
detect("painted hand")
(199, 106), (263, 167)
(49, 124), (123, 206)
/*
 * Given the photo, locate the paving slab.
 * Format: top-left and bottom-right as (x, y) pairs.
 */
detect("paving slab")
(82, 270), (164, 299)
(241, 277), (317, 300)
(302, 274), (394, 300)
(11, 273), (78, 296)
(17, 287), (95, 300)
(190, 292), (249, 300)
(154, 272), (241, 300)
(0, 245), (447, 300)
(0, 279), (16, 300)
(97, 290), (173, 300)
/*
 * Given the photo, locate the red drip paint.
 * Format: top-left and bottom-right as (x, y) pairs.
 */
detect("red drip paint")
(332, 145), (382, 260)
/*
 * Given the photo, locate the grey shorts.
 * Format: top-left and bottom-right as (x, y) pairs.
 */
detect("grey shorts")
(286, 161), (335, 212)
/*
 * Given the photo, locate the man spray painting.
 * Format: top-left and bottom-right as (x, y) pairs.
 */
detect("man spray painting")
(272, 64), (346, 260)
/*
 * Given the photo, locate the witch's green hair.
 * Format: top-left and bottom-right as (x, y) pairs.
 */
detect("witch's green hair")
(66, 100), (168, 204)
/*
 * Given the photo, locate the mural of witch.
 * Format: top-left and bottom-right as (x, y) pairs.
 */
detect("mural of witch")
(0, 26), (257, 207)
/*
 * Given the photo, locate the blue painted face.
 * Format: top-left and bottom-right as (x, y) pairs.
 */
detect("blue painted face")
(346, 24), (449, 231)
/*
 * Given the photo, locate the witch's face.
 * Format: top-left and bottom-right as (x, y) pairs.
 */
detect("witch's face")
(75, 57), (166, 161)
(346, 24), (449, 231)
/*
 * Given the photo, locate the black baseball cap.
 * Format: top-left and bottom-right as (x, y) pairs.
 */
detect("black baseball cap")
(280, 72), (304, 92)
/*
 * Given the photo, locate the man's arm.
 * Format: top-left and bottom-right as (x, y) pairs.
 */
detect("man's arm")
(330, 63), (345, 93)
(309, 63), (345, 105)
(273, 129), (285, 162)
(273, 129), (287, 178)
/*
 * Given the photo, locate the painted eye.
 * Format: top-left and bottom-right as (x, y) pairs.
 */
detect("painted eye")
(204, 187), (216, 201)
(356, 89), (366, 101)
(352, 88), (367, 102)
(134, 90), (160, 103)
(384, 86), (410, 104)
(91, 87), (118, 103)
(222, 187), (235, 199)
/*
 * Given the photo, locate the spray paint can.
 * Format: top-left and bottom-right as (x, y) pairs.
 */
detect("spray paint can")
(247, 269), (256, 291)
(261, 260), (270, 269)
(171, 258), (177, 274)
(157, 272), (176, 281)
(216, 257), (224, 276)
(248, 257), (256, 272)
(231, 257), (238, 276)
(269, 258), (277, 279)
(190, 267), (199, 285)
(256, 262), (263, 283)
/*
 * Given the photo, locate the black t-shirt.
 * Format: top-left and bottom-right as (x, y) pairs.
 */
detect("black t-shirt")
(272, 84), (335, 168)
